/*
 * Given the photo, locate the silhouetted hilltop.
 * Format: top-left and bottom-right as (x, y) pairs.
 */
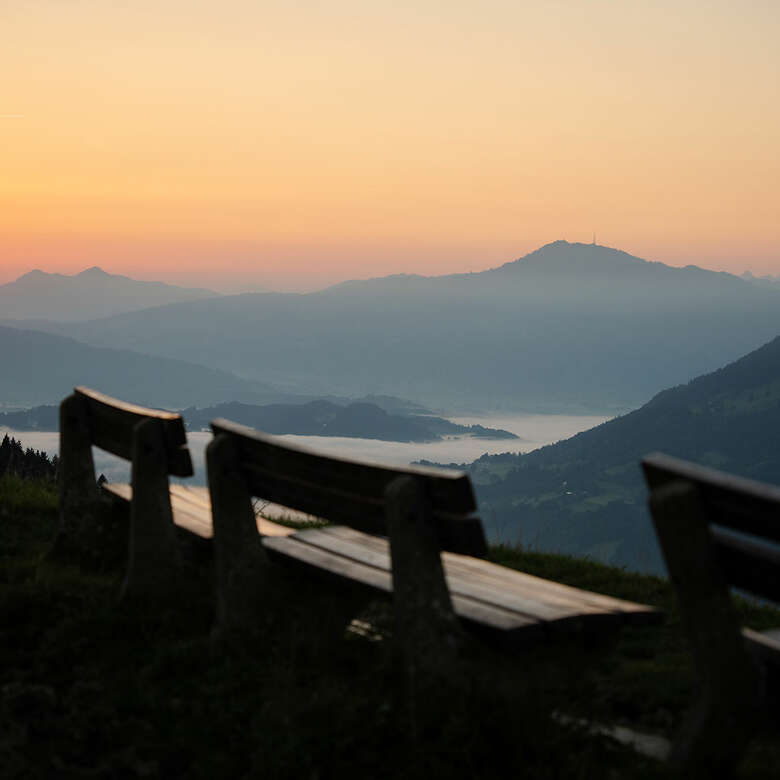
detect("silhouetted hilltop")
(493, 240), (647, 274)
(0, 267), (219, 322)
(468, 335), (780, 572)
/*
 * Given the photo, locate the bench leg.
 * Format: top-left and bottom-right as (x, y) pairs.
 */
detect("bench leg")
(386, 476), (464, 675)
(120, 418), (182, 602)
(47, 392), (101, 565)
(207, 433), (270, 642)
(649, 481), (760, 778)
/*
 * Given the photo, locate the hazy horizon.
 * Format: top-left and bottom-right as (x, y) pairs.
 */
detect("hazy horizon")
(2, 239), (779, 295)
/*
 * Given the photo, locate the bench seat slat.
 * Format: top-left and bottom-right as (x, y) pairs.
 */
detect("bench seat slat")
(322, 525), (659, 622)
(168, 483), (212, 510)
(103, 483), (295, 540)
(294, 527), (614, 626)
(269, 526), (656, 636)
(301, 527), (633, 621)
(262, 535), (548, 643)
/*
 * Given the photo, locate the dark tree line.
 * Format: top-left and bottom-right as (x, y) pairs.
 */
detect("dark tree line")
(0, 434), (58, 481)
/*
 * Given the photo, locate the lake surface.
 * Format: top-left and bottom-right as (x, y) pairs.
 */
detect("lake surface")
(2, 412), (610, 486)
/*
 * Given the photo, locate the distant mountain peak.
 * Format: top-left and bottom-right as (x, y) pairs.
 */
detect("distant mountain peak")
(76, 266), (110, 278)
(15, 269), (49, 281)
(1, 266), (219, 322)
(493, 240), (648, 275)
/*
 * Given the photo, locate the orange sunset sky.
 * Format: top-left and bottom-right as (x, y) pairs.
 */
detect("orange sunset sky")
(2, 1), (779, 291)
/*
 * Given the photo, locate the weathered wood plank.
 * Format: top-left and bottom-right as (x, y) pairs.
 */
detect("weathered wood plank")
(262, 535), (546, 641)
(264, 534), (393, 591)
(643, 452), (780, 543)
(76, 386), (192, 477)
(104, 482), (212, 538)
(296, 529), (600, 620)
(168, 484), (211, 509)
(233, 460), (485, 554)
(321, 525), (658, 621)
(442, 552), (660, 620)
(210, 419), (475, 506)
(76, 386), (183, 422)
(166, 504), (212, 539)
(104, 482), (294, 540)
(293, 527), (621, 627)
(210, 420), (485, 557)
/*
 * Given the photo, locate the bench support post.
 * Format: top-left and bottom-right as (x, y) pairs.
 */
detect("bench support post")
(120, 418), (182, 601)
(207, 433), (270, 642)
(48, 392), (100, 564)
(649, 481), (760, 778)
(386, 476), (463, 674)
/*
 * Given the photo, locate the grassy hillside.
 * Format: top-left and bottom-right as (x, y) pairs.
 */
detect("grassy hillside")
(2, 477), (779, 778)
(470, 335), (780, 572)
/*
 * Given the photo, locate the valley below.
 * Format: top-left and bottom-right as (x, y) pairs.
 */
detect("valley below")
(1, 411), (610, 486)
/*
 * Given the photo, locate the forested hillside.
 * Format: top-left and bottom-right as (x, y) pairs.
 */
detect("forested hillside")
(468, 335), (780, 573)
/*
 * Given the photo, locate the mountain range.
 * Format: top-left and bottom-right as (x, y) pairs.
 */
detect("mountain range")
(0, 266), (219, 322)
(460, 334), (780, 573)
(9, 241), (779, 412)
(0, 325), (284, 409)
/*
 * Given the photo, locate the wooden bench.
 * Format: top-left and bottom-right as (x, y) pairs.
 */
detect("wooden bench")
(54, 386), (198, 595)
(642, 452), (780, 777)
(55, 387), (294, 595)
(206, 418), (659, 661)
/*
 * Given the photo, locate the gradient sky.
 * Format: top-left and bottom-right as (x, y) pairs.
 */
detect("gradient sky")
(2, 1), (779, 291)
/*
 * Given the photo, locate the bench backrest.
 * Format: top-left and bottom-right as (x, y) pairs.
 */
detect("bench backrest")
(210, 418), (487, 557)
(75, 386), (192, 477)
(642, 452), (780, 603)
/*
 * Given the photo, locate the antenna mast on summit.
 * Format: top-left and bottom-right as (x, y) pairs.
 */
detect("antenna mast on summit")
(592, 232), (596, 245)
